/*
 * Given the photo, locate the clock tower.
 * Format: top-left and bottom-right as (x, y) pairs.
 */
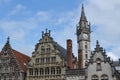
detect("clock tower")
(76, 4), (91, 69)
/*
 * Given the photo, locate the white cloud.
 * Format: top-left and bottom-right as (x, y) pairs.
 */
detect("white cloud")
(107, 52), (119, 61)
(36, 11), (51, 22)
(9, 4), (26, 16)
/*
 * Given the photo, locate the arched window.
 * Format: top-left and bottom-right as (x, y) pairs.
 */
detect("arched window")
(45, 67), (49, 74)
(96, 58), (102, 71)
(91, 75), (98, 80)
(51, 67), (55, 74)
(41, 46), (45, 53)
(40, 68), (44, 75)
(56, 67), (61, 74)
(101, 74), (108, 80)
(35, 68), (38, 75)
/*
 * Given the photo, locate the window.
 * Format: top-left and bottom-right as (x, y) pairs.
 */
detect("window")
(41, 46), (45, 53)
(45, 67), (49, 74)
(85, 54), (88, 59)
(85, 45), (87, 49)
(57, 67), (61, 74)
(91, 75), (98, 80)
(101, 74), (108, 80)
(96, 58), (102, 71)
(5, 67), (8, 72)
(4, 76), (6, 80)
(15, 76), (18, 80)
(35, 58), (39, 63)
(10, 67), (14, 72)
(51, 67), (55, 74)
(35, 68), (38, 75)
(46, 48), (51, 53)
(41, 58), (44, 63)
(40, 68), (44, 75)
(46, 57), (50, 63)
(51, 57), (56, 62)
(29, 69), (33, 75)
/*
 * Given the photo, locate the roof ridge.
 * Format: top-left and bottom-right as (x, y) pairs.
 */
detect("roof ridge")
(12, 49), (30, 58)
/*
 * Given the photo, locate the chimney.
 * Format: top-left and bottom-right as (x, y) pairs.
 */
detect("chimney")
(66, 39), (73, 69)
(78, 49), (83, 69)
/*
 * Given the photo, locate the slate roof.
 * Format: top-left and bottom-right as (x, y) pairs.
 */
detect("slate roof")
(53, 42), (67, 60)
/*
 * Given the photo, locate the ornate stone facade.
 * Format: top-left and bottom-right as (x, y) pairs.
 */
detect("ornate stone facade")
(27, 29), (66, 80)
(0, 37), (30, 80)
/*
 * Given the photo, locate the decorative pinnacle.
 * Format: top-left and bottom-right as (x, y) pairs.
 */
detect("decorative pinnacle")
(7, 36), (10, 44)
(96, 40), (99, 45)
(42, 28), (51, 37)
(46, 28), (48, 33)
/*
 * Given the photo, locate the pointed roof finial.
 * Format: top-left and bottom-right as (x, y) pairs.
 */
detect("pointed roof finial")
(80, 4), (87, 21)
(7, 36), (10, 44)
(46, 28), (48, 33)
(96, 40), (99, 45)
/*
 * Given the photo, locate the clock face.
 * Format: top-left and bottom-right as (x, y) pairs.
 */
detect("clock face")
(83, 33), (88, 39)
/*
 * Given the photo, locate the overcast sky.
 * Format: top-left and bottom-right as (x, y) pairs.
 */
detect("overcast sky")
(0, 0), (120, 61)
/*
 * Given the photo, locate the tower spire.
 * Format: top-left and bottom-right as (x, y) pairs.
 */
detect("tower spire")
(80, 4), (87, 22)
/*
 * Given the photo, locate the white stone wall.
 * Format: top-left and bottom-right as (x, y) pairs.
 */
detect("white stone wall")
(78, 41), (91, 68)
(87, 52), (114, 80)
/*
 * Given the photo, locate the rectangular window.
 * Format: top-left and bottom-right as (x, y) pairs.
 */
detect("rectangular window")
(51, 57), (56, 62)
(41, 58), (44, 63)
(97, 63), (101, 71)
(35, 58), (39, 63)
(46, 57), (50, 63)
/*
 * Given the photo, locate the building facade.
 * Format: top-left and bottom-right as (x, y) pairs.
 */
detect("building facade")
(26, 4), (120, 80)
(27, 29), (67, 80)
(0, 37), (30, 80)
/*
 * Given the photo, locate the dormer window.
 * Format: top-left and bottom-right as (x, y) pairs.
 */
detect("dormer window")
(96, 58), (102, 71)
